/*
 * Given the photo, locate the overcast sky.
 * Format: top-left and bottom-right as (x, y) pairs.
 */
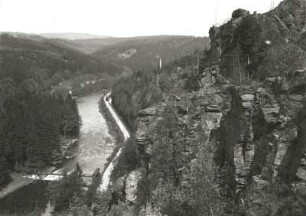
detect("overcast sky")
(0, 0), (283, 37)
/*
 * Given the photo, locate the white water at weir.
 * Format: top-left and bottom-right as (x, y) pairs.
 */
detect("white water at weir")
(26, 169), (74, 181)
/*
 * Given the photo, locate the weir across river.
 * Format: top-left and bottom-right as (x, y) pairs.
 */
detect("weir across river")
(21, 171), (93, 181)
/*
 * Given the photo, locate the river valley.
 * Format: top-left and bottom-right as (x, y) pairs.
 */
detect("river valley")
(0, 93), (116, 216)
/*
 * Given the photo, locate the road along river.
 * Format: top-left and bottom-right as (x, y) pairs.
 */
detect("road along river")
(0, 93), (127, 216)
(99, 92), (130, 191)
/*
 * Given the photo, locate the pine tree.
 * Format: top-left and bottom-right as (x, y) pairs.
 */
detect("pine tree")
(48, 164), (84, 212)
(86, 168), (102, 206)
(69, 194), (92, 216)
(0, 156), (11, 188)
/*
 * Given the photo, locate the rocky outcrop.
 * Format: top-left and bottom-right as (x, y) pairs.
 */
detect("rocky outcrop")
(130, 59), (306, 198)
(135, 103), (165, 167)
(209, 0), (306, 82)
(112, 168), (144, 204)
(109, 1), (306, 214)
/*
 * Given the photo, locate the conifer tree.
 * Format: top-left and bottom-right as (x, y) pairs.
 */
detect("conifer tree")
(0, 156), (12, 188)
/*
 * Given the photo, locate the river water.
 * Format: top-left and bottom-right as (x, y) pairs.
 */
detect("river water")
(0, 93), (115, 216)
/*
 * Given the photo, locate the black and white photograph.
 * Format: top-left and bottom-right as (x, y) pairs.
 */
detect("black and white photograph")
(0, 0), (306, 215)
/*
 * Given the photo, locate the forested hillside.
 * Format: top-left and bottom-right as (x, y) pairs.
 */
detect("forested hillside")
(47, 37), (132, 54)
(40, 33), (108, 40)
(0, 33), (120, 85)
(0, 33), (106, 189)
(93, 35), (209, 73)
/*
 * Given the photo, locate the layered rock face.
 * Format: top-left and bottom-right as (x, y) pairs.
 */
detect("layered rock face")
(134, 64), (306, 188)
(204, 1), (306, 197)
(130, 64), (306, 215)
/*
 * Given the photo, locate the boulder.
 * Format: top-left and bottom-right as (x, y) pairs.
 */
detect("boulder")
(136, 121), (148, 138)
(281, 80), (290, 91)
(138, 107), (157, 117)
(201, 112), (223, 131)
(293, 182), (306, 196)
(234, 143), (247, 189)
(245, 141), (255, 169)
(145, 143), (153, 155)
(262, 105), (280, 116)
(265, 77), (277, 83)
(125, 169), (143, 203)
(252, 176), (269, 190)
(205, 104), (221, 112)
(242, 101), (253, 109)
(241, 94), (255, 101)
(261, 104), (280, 124)
(289, 94), (304, 102)
(296, 167), (306, 180)
(274, 141), (288, 169)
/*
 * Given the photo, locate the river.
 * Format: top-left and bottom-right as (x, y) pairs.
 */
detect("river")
(0, 93), (116, 216)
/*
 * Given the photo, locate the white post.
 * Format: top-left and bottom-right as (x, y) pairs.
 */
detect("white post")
(270, 0), (275, 9)
(159, 58), (162, 69)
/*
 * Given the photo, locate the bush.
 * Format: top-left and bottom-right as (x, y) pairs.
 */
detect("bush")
(232, 9), (249, 19)
(234, 15), (261, 58)
(0, 157), (12, 189)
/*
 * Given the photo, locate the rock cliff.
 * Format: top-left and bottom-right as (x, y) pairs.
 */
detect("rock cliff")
(109, 0), (306, 215)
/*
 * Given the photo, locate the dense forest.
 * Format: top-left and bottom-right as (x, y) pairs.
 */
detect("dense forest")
(0, 33), (107, 189)
(0, 33), (120, 85)
(0, 93), (79, 171)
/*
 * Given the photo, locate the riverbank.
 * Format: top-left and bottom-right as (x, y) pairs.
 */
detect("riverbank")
(99, 93), (124, 148)
(98, 93), (131, 191)
(98, 93), (125, 175)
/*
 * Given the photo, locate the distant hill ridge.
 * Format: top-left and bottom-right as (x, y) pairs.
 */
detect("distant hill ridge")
(41, 35), (210, 55)
(92, 35), (210, 72)
(36, 34), (210, 73)
(39, 32), (112, 40)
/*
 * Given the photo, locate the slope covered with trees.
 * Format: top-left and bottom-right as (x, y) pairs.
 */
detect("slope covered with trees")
(93, 35), (209, 74)
(0, 33), (107, 189)
(0, 33), (121, 87)
(47, 37), (132, 54)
